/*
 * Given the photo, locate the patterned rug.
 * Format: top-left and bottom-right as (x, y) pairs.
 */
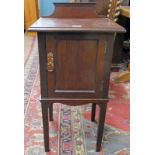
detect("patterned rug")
(24, 34), (130, 155)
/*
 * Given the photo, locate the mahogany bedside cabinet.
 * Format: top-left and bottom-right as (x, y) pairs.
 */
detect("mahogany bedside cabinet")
(29, 3), (125, 152)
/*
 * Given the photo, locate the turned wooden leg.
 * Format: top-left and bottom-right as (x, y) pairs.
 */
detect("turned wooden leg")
(91, 103), (96, 122)
(96, 103), (107, 152)
(41, 102), (50, 152)
(49, 103), (53, 121)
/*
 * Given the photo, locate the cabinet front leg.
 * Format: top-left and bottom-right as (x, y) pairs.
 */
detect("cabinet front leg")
(91, 103), (96, 122)
(96, 103), (107, 152)
(49, 103), (53, 121)
(41, 102), (50, 152)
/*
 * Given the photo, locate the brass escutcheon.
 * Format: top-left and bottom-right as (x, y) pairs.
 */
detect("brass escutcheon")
(47, 52), (54, 72)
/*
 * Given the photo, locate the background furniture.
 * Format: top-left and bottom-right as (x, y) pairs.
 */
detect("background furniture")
(112, 0), (130, 66)
(121, 6), (130, 18)
(29, 2), (125, 152)
(24, 0), (39, 35)
(115, 6), (130, 83)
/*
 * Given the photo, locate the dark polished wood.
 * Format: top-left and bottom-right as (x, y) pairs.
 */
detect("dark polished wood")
(29, 2), (125, 152)
(29, 18), (124, 33)
(37, 33), (48, 97)
(96, 103), (107, 152)
(91, 103), (96, 122)
(95, 0), (109, 15)
(49, 3), (102, 18)
(49, 103), (53, 121)
(40, 98), (108, 106)
(41, 102), (49, 152)
(73, 0), (109, 15)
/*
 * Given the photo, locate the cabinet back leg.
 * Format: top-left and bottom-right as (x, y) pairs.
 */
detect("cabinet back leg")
(41, 102), (50, 152)
(91, 103), (96, 122)
(96, 103), (107, 152)
(49, 103), (53, 121)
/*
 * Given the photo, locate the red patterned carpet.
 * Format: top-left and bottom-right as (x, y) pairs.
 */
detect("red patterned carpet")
(24, 34), (130, 155)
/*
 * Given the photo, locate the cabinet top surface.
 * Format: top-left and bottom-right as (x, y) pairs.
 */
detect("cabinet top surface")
(29, 17), (125, 33)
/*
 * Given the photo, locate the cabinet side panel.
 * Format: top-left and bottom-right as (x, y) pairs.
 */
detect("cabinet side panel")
(102, 34), (115, 98)
(37, 32), (48, 97)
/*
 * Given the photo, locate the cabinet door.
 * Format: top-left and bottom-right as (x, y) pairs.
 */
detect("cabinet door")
(46, 33), (106, 98)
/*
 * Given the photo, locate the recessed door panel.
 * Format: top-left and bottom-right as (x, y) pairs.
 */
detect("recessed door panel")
(55, 39), (97, 92)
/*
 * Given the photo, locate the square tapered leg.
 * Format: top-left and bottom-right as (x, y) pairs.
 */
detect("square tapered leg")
(91, 103), (96, 122)
(49, 103), (53, 121)
(96, 103), (107, 152)
(41, 102), (50, 152)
